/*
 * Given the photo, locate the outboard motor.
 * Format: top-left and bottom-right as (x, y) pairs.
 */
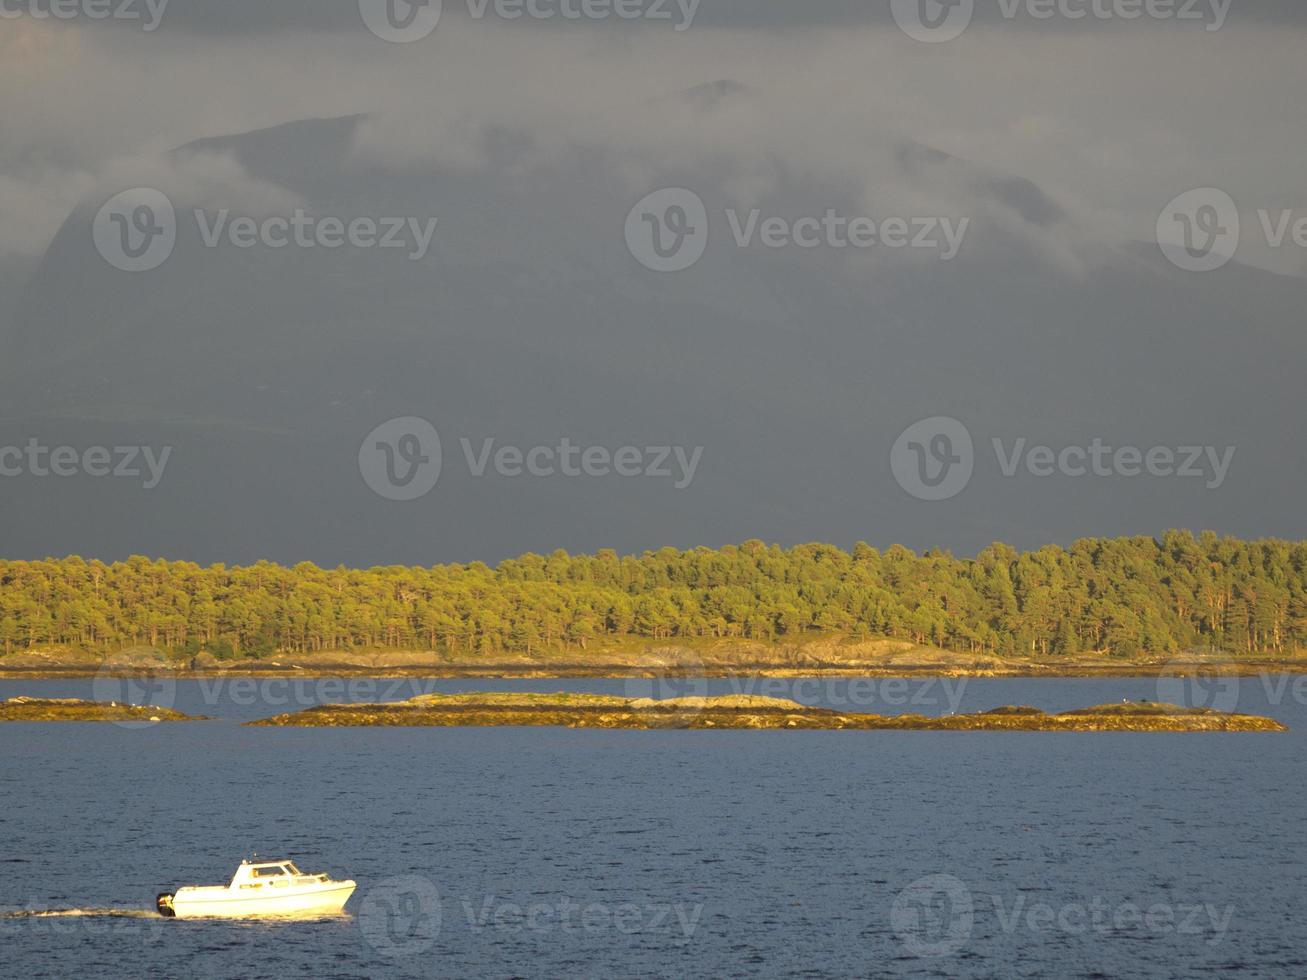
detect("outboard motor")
(156, 892), (176, 917)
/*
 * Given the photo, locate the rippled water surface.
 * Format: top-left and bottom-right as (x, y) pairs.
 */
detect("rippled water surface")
(2, 676), (1305, 978)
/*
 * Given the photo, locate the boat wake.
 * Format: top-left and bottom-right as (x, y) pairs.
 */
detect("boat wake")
(1, 908), (157, 919)
(3, 906), (350, 924)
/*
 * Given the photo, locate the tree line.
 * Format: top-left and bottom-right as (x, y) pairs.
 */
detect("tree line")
(1, 530), (1304, 660)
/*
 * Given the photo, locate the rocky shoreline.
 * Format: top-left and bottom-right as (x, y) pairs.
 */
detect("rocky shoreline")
(0, 692), (1284, 730)
(0, 697), (209, 723)
(5, 637), (1303, 681)
(3, 662), (1300, 681)
(246, 693), (1288, 732)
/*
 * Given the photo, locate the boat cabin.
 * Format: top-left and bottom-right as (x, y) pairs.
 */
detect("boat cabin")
(229, 860), (320, 889)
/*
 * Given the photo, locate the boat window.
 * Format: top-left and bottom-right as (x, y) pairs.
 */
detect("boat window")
(253, 865), (289, 878)
(284, 862), (302, 875)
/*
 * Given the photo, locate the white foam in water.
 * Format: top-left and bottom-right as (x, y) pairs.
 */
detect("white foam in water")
(1, 908), (156, 919)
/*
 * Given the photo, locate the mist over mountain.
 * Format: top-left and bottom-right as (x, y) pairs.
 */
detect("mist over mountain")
(2, 88), (1303, 566)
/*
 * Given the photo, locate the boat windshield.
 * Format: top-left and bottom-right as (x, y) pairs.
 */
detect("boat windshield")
(284, 862), (303, 875)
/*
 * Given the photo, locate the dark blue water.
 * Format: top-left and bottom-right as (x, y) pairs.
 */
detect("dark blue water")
(2, 676), (1305, 978)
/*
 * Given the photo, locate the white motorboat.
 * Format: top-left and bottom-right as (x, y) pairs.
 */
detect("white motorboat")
(156, 859), (356, 918)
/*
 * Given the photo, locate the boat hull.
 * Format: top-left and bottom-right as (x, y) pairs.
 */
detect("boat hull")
(166, 881), (356, 919)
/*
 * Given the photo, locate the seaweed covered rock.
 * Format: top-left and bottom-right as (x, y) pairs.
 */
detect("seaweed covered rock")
(247, 693), (1286, 732)
(0, 697), (208, 723)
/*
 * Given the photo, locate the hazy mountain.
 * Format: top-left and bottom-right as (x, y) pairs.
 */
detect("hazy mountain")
(2, 104), (1303, 566)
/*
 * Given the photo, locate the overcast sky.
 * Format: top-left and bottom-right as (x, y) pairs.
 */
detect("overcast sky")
(1, 3), (1305, 564)
(4, 3), (1306, 271)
